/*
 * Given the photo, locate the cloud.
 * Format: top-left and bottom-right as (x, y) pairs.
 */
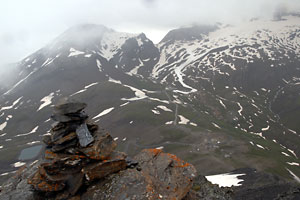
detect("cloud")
(0, 0), (299, 67)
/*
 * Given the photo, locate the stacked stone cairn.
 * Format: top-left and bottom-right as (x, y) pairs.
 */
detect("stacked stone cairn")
(28, 101), (131, 199)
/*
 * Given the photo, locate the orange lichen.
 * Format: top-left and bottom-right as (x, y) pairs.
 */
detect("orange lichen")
(145, 149), (162, 156)
(166, 153), (191, 168)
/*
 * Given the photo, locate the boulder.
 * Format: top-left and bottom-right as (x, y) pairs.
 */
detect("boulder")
(81, 149), (197, 200)
(79, 133), (117, 160)
(54, 102), (87, 115)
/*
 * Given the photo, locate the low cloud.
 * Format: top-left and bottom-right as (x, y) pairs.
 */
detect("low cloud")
(0, 0), (299, 67)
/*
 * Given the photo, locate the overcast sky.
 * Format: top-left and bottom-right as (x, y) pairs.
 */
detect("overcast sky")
(1, 0), (300, 67)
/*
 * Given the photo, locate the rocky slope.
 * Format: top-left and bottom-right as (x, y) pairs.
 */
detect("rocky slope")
(0, 15), (299, 187)
(0, 102), (299, 200)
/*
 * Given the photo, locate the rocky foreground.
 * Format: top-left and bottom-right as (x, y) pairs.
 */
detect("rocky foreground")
(0, 101), (299, 200)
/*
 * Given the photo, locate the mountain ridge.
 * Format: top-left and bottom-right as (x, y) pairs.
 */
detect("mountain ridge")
(0, 15), (299, 187)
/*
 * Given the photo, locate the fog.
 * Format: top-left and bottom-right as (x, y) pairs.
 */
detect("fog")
(1, 0), (300, 67)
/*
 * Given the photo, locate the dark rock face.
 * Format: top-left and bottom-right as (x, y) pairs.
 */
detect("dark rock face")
(81, 149), (197, 200)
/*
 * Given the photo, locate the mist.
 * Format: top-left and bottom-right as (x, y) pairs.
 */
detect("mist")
(1, 0), (300, 68)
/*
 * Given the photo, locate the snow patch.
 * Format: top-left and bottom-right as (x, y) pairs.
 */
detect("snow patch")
(0, 97), (23, 111)
(281, 152), (291, 157)
(68, 48), (85, 57)
(12, 161), (26, 168)
(178, 115), (190, 125)
(261, 125), (270, 131)
(212, 122), (221, 129)
(157, 105), (172, 112)
(206, 173), (245, 187)
(37, 92), (54, 111)
(286, 168), (300, 183)
(15, 126), (39, 137)
(151, 110), (160, 115)
(287, 162), (299, 166)
(0, 122), (7, 131)
(92, 107), (115, 119)
(27, 141), (41, 145)
(96, 59), (102, 71)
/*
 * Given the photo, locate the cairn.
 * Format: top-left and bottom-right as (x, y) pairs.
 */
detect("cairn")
(28, 101), (129, 199)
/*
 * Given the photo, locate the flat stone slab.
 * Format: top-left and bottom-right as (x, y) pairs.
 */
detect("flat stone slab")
(54, 102), (87, 115)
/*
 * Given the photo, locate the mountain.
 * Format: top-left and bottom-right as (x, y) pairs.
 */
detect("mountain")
(0, 15), (299, 187)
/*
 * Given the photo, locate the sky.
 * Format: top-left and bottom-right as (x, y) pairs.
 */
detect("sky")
(0, 0), (300, 67)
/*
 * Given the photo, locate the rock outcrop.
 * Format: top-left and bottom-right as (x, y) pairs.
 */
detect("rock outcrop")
(0, 101), (207, 200)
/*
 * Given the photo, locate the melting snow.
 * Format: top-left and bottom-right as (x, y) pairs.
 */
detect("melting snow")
(174, 64), (197, 94)
(68, 48), (85, 57)
(237, 102), (243, 116)
(0, 122), (7, 131)
(281, 152), (291, 157)
(110, 78), (169, 104)
(261, 125), (270, 131)
(108, 77), (122, 84)
(212, 122), (221, 129)
(15, 126), (39, 137)
(127, 59), (143, 76)
(99, 31), (137, 60)
(178, 115), (190, 125)
(256, 144), (265, 149)
(151, 110), (160, 115)
(70, 82), (99, 96)
(206, 173), (245, 187)
(165, 121), (173, 125)
(120, 102), (129, 107)
(92, 107), (115, 119)
(96, 59), (102, 71)
(287, 162), (299, 166)
(155, 146), (164, 150)
(0, 145), (3, 149)
(0, 97), (23, 111)
(27, 141), (41, 145)
(84, 54), (92, 57)
(190, 122), (198, 126)
(286, 168), (300, 183)
(37, 92), (54, 111)
(157, 105), (172, 112)
(12, 161), (26, 168)
(114, 137), (119, 141)
(218, 99), (227, 109)
(287, 149), (298, 158)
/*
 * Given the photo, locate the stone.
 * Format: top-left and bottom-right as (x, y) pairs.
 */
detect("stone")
(28, 170), (65, 192)
(54, 102), (87, 115)
(51, 111), (88, 123)
(65, 172), (84, 195)
(79, 133), (116, 160)
(44, 150), (85, 160)
(82, 159), (127, 181)
(43, 134), (53, 146)
(51, 122), (80, 142)
(81, 149), (197, 200)
(86, 123), (99, 134)
(51, 139), (77, 152)
(76, 123), (94, 147)
(53, 132), (77, 145)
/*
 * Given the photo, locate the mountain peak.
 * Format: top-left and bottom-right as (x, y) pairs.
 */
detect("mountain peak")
(160, 25), (218, 43)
